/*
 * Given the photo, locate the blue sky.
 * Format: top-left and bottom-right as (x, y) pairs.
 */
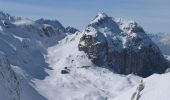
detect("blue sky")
(0, 0), (170, 33)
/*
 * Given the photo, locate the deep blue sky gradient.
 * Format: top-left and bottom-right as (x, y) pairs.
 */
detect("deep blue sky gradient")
(0, 0), (169, 33)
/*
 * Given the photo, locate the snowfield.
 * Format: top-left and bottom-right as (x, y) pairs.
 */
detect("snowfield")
(33, 33), (142, 100)
(33, 32), (170, 100)
(0, 11), (170, 100)
(113, 73), (170, 100)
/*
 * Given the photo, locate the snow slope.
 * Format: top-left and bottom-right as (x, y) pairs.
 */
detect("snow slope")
(113, 73), (170, 100)
(33, 33), (142, 100)
(0, 11), (170, 100)
(0, 11), (66, 100)
(34, 31), (170, 100)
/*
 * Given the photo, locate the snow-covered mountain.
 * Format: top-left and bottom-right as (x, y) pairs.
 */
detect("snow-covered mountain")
(0, 11), (170, 100)
(78, 12), (168, 77)
(148, 33), (170, 55)
(0, 11), (67, 100)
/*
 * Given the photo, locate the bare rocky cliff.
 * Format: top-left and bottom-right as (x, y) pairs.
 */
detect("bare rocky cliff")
(78, 13), (169, 77)
(0, 52), (20, 100)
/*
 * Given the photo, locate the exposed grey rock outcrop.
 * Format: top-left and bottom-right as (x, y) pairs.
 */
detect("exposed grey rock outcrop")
(36, 18), (66, 34)
(79, 27), (108, 65)
(66, 26), (79, 34)
(78, 12), (169, 77)
(0, 52), (20, 100)
(131, 80), (144, 100)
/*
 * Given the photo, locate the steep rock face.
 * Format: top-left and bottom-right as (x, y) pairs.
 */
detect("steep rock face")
(65, 26), (79, 34)
(78, 12), (168, 77)
(0, 52), (20, 100)
(79, 27), (108, 65)
(36, 18), (66, 34)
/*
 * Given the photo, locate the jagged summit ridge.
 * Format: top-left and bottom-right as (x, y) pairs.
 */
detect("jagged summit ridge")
(0, 11), (13, 20)
(0, 10), (170, 100)
(91, 12), (109, 23)
(79, 12), (169, 77)
(65, 26), (79, 34)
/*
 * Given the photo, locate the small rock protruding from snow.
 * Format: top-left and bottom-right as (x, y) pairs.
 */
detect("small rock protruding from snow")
(61, 67), (70, 74)
(131, 80), (145, 100)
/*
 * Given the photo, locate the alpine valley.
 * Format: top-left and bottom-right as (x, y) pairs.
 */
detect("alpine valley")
(0, 11), (170, 100)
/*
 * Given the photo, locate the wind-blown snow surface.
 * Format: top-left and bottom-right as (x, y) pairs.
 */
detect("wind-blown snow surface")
(0, 11), (66, 100)
(113, 73), (170, 100)
(0, 11), (170, 100)
(33, 33), (142, 100)
(33, 32), (170, 100)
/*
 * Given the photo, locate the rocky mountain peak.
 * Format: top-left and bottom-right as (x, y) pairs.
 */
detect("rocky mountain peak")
(91, 12), (109, 23)
(0, 11), (10, 20)
(89, 13), (122, 35)
(0, 11), (16, 22)
(79, 13), (169, 77)
(36, 18), (66, 33)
